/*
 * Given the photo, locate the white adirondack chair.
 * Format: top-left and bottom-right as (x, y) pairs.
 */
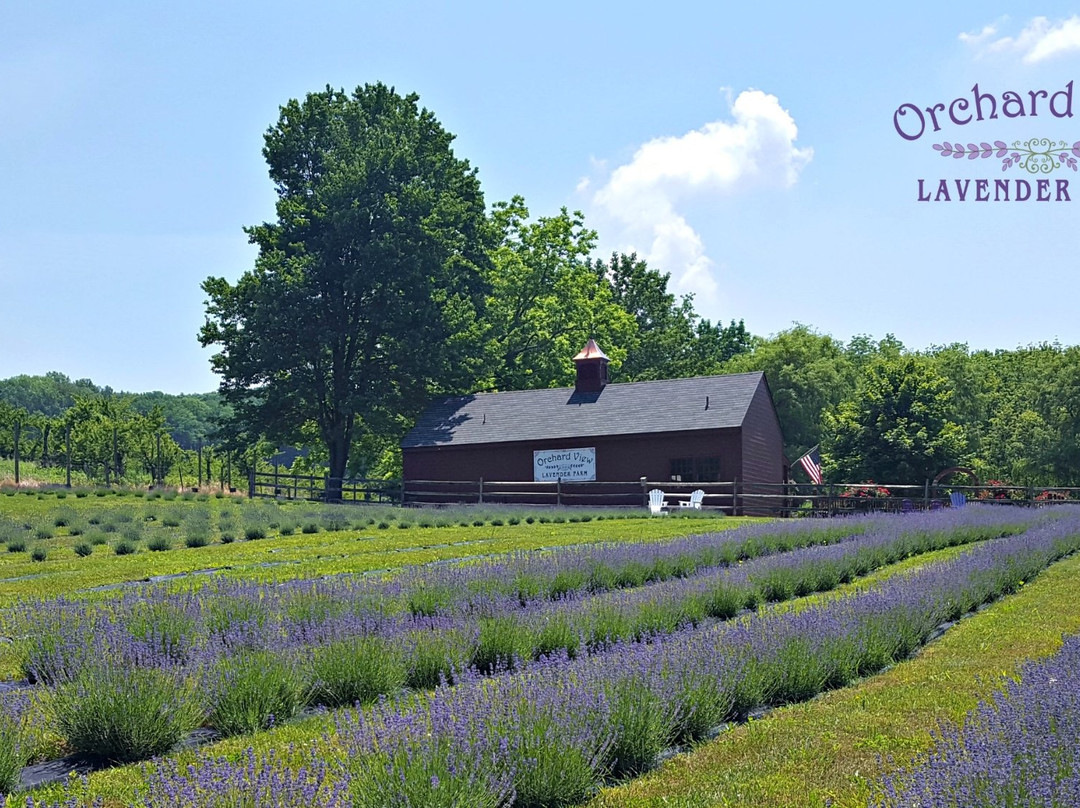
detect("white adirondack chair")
(678, 489), (705, 510)
(648, 489), (669, 516)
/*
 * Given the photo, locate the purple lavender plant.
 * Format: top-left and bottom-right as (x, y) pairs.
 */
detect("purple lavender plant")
(137, 748), (353, 808)
(0, 691), (30, 795)
(872, 631), (1080, 807)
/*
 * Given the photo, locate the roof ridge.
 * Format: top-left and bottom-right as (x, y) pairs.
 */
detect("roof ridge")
(462, 370), (764, 398)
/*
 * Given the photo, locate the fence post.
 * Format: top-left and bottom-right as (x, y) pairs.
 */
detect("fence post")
(247, 464), (255, 499)
(399, 477), (406, 507)
(640, 477), (648, 508)
(924, 479), (929, 510)
(65, 424), (72, 488)
(12, 420), (19, 486)
(557, 477), (562, 508)
(478, 477), (484, 505)
(732, 477), (738, 516)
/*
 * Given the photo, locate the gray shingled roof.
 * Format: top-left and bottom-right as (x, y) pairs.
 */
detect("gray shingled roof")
(401, 372), (767, 449)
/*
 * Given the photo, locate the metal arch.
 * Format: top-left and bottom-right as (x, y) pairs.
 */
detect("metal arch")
(933, 466), (979, 486)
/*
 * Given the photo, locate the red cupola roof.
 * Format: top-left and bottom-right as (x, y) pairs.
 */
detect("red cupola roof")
(573, 339), (609, 362)
(573, 339), (609, 393)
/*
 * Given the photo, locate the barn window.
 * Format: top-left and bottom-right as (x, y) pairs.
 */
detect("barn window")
(695, 457), (720, 482)
(670, 458), (694, 482)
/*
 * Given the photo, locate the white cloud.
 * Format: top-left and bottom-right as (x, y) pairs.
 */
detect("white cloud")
(584, 90), (812, 306)
(961, 16), (1080, 63)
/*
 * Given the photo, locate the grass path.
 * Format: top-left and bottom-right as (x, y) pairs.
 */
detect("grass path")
(587, 549), (1080, 808)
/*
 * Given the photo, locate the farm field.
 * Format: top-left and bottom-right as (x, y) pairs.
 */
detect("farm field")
(0, 489), (738, 606)
(0, 494), (1078, 807)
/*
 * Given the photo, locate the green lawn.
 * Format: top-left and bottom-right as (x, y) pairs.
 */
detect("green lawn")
(0, 492), (749, 605)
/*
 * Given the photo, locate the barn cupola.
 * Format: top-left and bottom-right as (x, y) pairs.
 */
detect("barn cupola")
(573, 339), (609, 393)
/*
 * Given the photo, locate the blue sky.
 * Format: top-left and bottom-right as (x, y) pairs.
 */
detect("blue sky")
(3, 2), (1080, 393)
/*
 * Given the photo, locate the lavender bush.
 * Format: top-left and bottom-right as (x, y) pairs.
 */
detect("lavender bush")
(872, 632), (1080, 807)
(49, 662), (204, 763)
(138, 749), (353, 808)
(206, 651), (306, 737)
(0, 692), (29, 795)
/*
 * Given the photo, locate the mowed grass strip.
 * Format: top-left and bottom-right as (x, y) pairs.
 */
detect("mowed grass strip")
(0, 513), (754, 605)
(587, 548), (1080, 808)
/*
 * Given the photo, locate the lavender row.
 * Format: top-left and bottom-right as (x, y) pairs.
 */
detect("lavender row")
(10, 513), (1080, 807)
(15, 508), (1028, 705)
(3, 513), (873, 631)
(872, 631), (1080, 807)
(2, 508), (1039, 773)
(10, 507), (1029, 690)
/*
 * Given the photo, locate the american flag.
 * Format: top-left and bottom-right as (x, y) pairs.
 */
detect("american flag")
(797, 446), (823, 485)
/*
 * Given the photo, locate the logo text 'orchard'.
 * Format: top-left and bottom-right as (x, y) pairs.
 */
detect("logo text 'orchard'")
(894, 82), (1079, 203)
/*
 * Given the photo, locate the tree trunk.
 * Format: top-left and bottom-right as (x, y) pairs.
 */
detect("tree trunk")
(326, 430), (348, 503)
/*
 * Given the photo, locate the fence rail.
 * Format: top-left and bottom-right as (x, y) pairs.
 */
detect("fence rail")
(248, 471), (1080, 516)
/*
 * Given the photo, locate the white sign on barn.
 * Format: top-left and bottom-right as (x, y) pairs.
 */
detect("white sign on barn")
(533, 447), (596, 482)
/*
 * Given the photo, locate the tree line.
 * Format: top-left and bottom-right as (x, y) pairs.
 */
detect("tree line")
(0, 375), (240, 488)
(195, 82), (1079, 492)
(5, 83), (1074, 491)
(723, 327), (1080, 486)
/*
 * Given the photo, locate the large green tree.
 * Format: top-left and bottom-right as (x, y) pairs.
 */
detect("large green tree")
(200, 84), (491, 497)
(482, 198), (635, 390)
(824, 355), (967, 483)
(590, 252), (750, 381)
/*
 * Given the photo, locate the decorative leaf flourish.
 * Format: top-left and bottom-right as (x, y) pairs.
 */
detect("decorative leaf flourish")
(933, 139), (1079, 173)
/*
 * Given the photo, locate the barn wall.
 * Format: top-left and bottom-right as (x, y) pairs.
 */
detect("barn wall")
(737, 379), (785, 515)
(739, 379), (785, 486)
(403, 428), (743, 485)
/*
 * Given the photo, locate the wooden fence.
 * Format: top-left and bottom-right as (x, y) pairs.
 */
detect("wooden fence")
(249, 472), (1080, 516)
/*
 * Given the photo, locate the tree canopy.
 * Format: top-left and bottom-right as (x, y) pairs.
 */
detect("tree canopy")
(200, 83), (492, 495)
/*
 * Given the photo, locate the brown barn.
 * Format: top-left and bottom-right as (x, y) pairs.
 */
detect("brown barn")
(401, 340), (786, 510)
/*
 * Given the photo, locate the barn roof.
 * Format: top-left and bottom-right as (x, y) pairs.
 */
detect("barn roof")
(401, 371), (769, 449)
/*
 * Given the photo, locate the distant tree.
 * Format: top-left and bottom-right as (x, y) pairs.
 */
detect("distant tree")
(824, 355), (967, 484)
(0, 372), (101, 418)
(483, 199), (635, 390)
(200, 84), (491, 498)
(589, 252), (749, 381)
(0, 401), (24, 459)
(591, 252), (697, 381)
(689, 317), (753, 373)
